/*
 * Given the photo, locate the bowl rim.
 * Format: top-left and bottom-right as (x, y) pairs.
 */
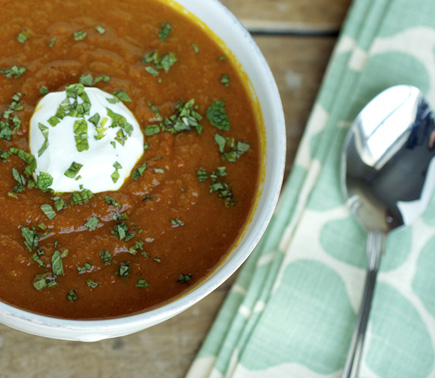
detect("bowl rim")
(0, 0), (287, 341)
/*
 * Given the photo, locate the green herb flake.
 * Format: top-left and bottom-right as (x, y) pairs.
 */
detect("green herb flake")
(87, 279), (99, 288)
(33, 277), (47, 291)
(105, 195), (121, 208)
(49, 38), (57, 48)
(51, 196), (67, 211)
(129, 241), (144, 255)
(64, 161), (83, 179)
(192, 44), (199, 53)
(77, 262), (93, 273)
(38, 223), (46, 230)
(36, 172), (53, 191)
(145, 66), (159, 77)
(137, 279), (149, 288)
(107, 96), (119, 105)
(223, 141), (250, 163)
(37, 123), (49, 157)
(84, 216), (99, 230)
(159, 53), (177, 73)
(7, 148), (36, 177)
(218, 55), (228, 61)
(153, 168), (164, 174)
(171, 217), (184, 227)
(17, 30), (29, 43)
(79, 73), (94, 86)
(148, 102), (162, 121)
(111, 221), (134, 241)
(71, 189), (94, 205)
(47, 116), (60, 127)
(132, 162), (147, 181)
(40, 204), (56, 220)
(220, 74), (230, 87)
(88, 113), (100, 127)
(21, 226), (39, 252)
(214, 133), (226, 153)
(206, 101), (230, 131)
(198, 167), (235, 207)
(118, 261), (130, 279)
(145, 124), (160, 136)
(8, 192), (18, 199)
(197, 168), (208, 183)
(113, 90), (132, 103)
(67, 289), (78, 302)
(158, 22), (172, 41)
(94, 25), (106, 34)
(99, 250), (112, 264)
(0, 65), (26, 79)
(0, 93), (24, 140)
(32, 253), (45, 268)
(73, 119), (89, 152)
(94, 75), (110, 84)
(107, 107), (133, 137)
(111, 161), (122, 183)
(12, 167), (26, 193)
(177, 274), (192, 283)
(51, 250), (64, 276)
(150, 99), (203, 136)
(73, 30), (87, 41)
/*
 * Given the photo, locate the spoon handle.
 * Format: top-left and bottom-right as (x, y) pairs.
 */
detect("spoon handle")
(342, 231), (385, 378)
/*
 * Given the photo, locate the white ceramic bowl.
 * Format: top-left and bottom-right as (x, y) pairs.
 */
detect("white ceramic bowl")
(0, 0), (286, 341)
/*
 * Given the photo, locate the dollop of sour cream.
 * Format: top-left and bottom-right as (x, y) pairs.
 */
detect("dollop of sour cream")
(29, 85), (144, 193)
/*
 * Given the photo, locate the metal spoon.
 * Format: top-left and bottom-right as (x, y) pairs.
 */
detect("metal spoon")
(341, 85), (435, 378)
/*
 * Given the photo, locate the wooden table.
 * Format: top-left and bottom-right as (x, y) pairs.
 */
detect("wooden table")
(0, 1), (351, 376)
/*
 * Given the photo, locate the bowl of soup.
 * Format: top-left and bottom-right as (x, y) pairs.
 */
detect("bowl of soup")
(0, 0), (285, 341)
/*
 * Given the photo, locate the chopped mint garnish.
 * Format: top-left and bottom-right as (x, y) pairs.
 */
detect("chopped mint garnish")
(64, 161), (83, 178)
(40, 203), (56, 220)
(17, 30), (29, 43)
(84, 217), (99, 230)
(73, 31), (87, 41)
(132, 162), (147, 181)
(71, 188), (94, 205)
(0, 65), (26, 79)
(94, 25), (106, 34)
(158, 22), (172, 41)
(206, 101), (230, 131)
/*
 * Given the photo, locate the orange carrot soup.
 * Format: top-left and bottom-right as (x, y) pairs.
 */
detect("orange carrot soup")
(0, 0), (262, 319)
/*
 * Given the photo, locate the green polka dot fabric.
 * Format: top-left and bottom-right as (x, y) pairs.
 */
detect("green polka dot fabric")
(187, 1), (435, 377)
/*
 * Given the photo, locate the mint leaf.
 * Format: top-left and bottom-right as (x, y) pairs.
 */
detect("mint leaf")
(40, 203), (56, 220)
(64, 161), (83, 178)
(84, 217), (99, 230)
(158, 22), (172, 41)
(51, 250), (64, 275)
(206, 101), (230, 131)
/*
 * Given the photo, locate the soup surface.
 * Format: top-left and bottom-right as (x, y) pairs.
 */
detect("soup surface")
(0, 0), (261, 319)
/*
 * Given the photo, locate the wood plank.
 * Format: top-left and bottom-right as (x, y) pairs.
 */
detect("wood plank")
(254, 36), (336, 179)
(220, 0), (352, 33)
(0, 35), (336, 378)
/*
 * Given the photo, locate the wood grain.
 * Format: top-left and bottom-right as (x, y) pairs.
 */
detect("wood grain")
(220, 0), (352, 33)
(255, 36), (336, 179)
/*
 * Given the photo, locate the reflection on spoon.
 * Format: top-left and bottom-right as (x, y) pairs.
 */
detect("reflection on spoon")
(341, 85), (435, 378)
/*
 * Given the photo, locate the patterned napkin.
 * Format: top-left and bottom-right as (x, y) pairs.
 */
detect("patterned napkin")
(187, 0), (435, 377)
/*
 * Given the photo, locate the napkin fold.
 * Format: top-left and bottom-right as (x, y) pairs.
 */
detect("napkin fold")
(187, 0), (435, 377)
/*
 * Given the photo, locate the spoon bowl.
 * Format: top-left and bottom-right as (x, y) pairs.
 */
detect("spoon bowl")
(341, 85), (435, 377)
